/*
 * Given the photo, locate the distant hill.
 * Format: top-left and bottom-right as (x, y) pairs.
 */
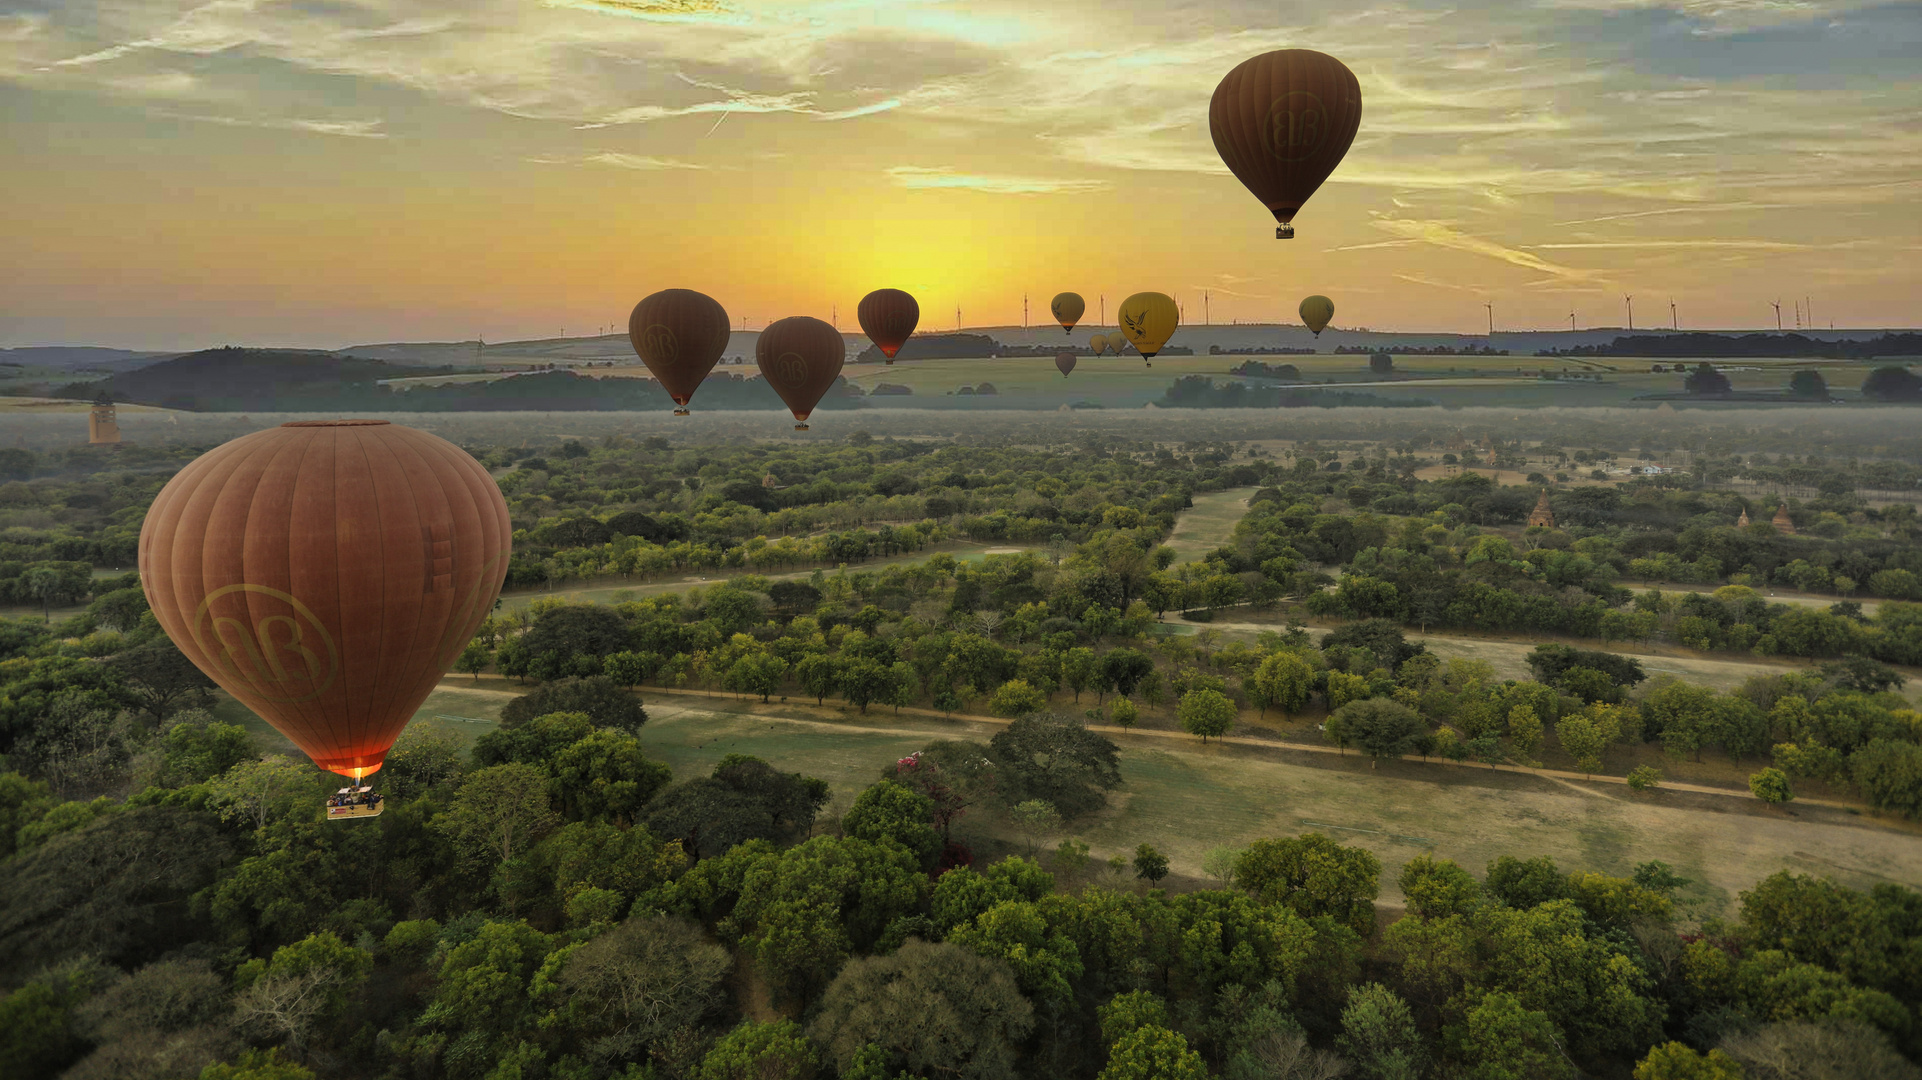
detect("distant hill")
(68, 348), (449, 412)
(0, 347), (171, 371)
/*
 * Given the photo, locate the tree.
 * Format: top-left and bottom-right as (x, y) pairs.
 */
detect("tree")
(1100, 649), (1157, 698)
(1336, 982), (1423, 1080)
(159, 712), (254, 786)
(453, 640), (492, 682)
(1554, 710), (1619, 776)
(1684, 363), (1731, 395)
(521, 603), (631, 659)
(207, 755), (320, 832)
(498, 676), (647, 734)
(696, 1019), (818, 1080)
(1456, 990), (1572, 1080)
(796, 654), (841, 705)
(1860, 365), (1922, 402)
(1062, 647), (1100, 702)
(546, 727), (672, 825)
(1202, 846), (1241, 889)
(809, 940), (1033, 1080)
(1009, 800), (1061, 856)
(231, 931), (372, 1054)
(1786, 370), (1828, 400)
(986, 712), (1122, 819)
(1252, 651), (1315, 717)
(1110, 697), (1139, 730)
(724, 652), (789, 703)
(1099, 1026), (1209, 1080)
(1177, 688), (1236, 743)
(1235, 834), (1381, 933)
(436, 762), (560, 869)
(109, 640), (216, 726)
(644, 756), (830, 859)
(1851, 738), (1922, 818)
(1133, 843), (1169, 884)
(1634, 1042), (1743, 1080)
(1369, 352), (1394, 374)
(989, 679), (1048, 717)
(1719, 1019), (1918, 1079)
(1749, 767), (1793, 805)
(198, 1049), (316, 1080)
(539, 915), (730, 1067)
(1507, 706), (1544, 764)
(1626, 765), (1663, 791)
(1329, 699), (1424, 768)
(842, 780), (940, 866)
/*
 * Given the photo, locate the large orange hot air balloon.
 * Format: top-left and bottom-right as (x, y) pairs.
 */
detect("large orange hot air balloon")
(139, 421), (511, 783)
(629, 289), (732, 415)
(858, 289), (919, 363)
(756, 316), (846, 430)
(1055, 351), (1076, 378)
(1210, 49), (1362, 239)
(1051, 293), (1085, 334)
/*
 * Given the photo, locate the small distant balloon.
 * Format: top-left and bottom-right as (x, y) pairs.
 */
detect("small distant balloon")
(1051, 293), (1086, 334)
(628, 289), (732, 415)
(1089, 332), (1108, 355)
(858, 288), (919, 364)
(755, 316), (846, 430)
(1109, 336), (1127, 356)
(1118, 292), (1179, 364)
(1209, 49), (1362, 239)
(1055, 351), (1076, 378)
(1299, 295), (1335, 337)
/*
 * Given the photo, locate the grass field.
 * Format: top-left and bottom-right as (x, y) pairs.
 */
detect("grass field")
(1164, 487), (1258, 564)
(627, 696), (1922, 920)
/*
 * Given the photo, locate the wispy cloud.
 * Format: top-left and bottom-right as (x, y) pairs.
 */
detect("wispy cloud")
(154, 112), (389, 138)
(1369, 216), (1602, 284)
(1527, 240), (1813, 250)
(885, 166), (1108, 195)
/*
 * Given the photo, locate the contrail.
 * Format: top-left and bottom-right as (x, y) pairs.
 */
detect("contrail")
(704, 109), (730, 137)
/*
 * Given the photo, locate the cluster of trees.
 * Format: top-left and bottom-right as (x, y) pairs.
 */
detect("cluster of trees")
(1331, 344), (1510, 356)
(2, 656), (1916, 1078)
(1157, 377), (1427, 410)
(1536, 331), (1922, 361)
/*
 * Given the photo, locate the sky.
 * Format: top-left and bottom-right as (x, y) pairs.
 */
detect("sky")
(2, 0), (1919, 350)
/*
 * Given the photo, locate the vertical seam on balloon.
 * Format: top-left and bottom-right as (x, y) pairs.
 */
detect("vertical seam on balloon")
(335, 425), (363, 768)
(397, 429), (461, 762)
(263, 429), (319, 761)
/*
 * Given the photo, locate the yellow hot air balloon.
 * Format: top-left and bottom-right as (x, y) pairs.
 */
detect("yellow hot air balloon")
(1089, 332), (1108, 355)
(1109, 336), (1126, 356)
(1299, 295), (1335, 337)
(1118, 292), (1178, 365)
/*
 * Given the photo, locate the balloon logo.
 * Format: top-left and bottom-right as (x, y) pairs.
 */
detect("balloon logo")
(639, 324), (679, 361)
(1265, 92), (1329, 162)
(1051, 292), (1086, 334)
(190, 584), (339, 704)
(1118, 292), (1179, 363)
(773, 353), (811, 388)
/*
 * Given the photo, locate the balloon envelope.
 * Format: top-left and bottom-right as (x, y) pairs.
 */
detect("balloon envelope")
(1050, 292), (1085, 333)
(858, 288), (919, 362)
(1055, 351), (1076, 378)
(628, 289), (731, 413)
(1299, 295), (1335, 336)
(1209, 50), (1362, 235)
(1118, 292), (1180, 358)
(1089, 333), (1108, 355)
(138, 421), (511, 778)
(756, 316), (846, 428)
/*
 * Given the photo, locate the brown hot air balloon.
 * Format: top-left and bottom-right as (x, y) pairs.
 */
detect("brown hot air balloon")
(138, 421), (511, 788)
(1055, 351), (1076, 378)
(1050, 292), (1086, 334)
(858, 288), (919, 363)
(628, 289), (732, 415)
(1209, 49), (1362, 239)
(756, 316), (846, 430)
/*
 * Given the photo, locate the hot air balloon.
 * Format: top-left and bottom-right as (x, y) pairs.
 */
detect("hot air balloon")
(1055, 351), (1077, 378)
(1209, 49), (1362, 239)
(858, 288), (919, 363)
(756, 316), (846, 430)
(1109, 336), (1126, 356)
(1051, 292), (1086, 334)
(1118, 292), (1179, 366)
(628, 289), (732, 415)
(138, 421), (511, 813)
(1299, 295), (1335, 337)
(1089, 332), (1108, 356)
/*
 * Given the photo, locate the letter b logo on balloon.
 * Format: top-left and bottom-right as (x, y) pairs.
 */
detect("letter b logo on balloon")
(639, 324), (679, 362)
(1264, 92), (1328, 162)
(772, 352), (810, 388)
(190, 584), (340, 703)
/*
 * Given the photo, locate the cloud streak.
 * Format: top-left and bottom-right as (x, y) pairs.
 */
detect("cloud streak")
(885, 166), (1108, 195)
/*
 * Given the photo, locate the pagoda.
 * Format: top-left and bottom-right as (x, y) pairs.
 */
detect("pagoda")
(1771, 504), (1795, 535)
(1737, 508), (1751, 528)
(1527, 490), (1556, 529)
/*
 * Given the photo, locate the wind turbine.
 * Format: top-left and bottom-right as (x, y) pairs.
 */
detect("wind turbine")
(1204, 291), (1210, 326)
(1023, 293), (1028, 329)
(1771, 300), (1781, 332)
(1569, 311), (1576, 332)
(956, 305), (962, 332)
(832, 304), (837, 331)
(1484, 302), (1493, 336)
(1099, 294), (1105, 326)
(1805, 296), (1812, 332)
(1670, 298), (1677, 330)
(1624, 296), (1634, 331)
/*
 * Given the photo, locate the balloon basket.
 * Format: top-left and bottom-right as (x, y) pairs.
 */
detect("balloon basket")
(673, 408), (691, 416)
(1276, 224), (1295, 239)
(327, 785), (384, 821)
(794, 423), (809, 431)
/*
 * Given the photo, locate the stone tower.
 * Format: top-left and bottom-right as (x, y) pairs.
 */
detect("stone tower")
(88, 401), (121, 445)
(1737, 507), (1751, 528)
(1527, 490), (1556, 529)
(1771, 504), (1795, 535)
